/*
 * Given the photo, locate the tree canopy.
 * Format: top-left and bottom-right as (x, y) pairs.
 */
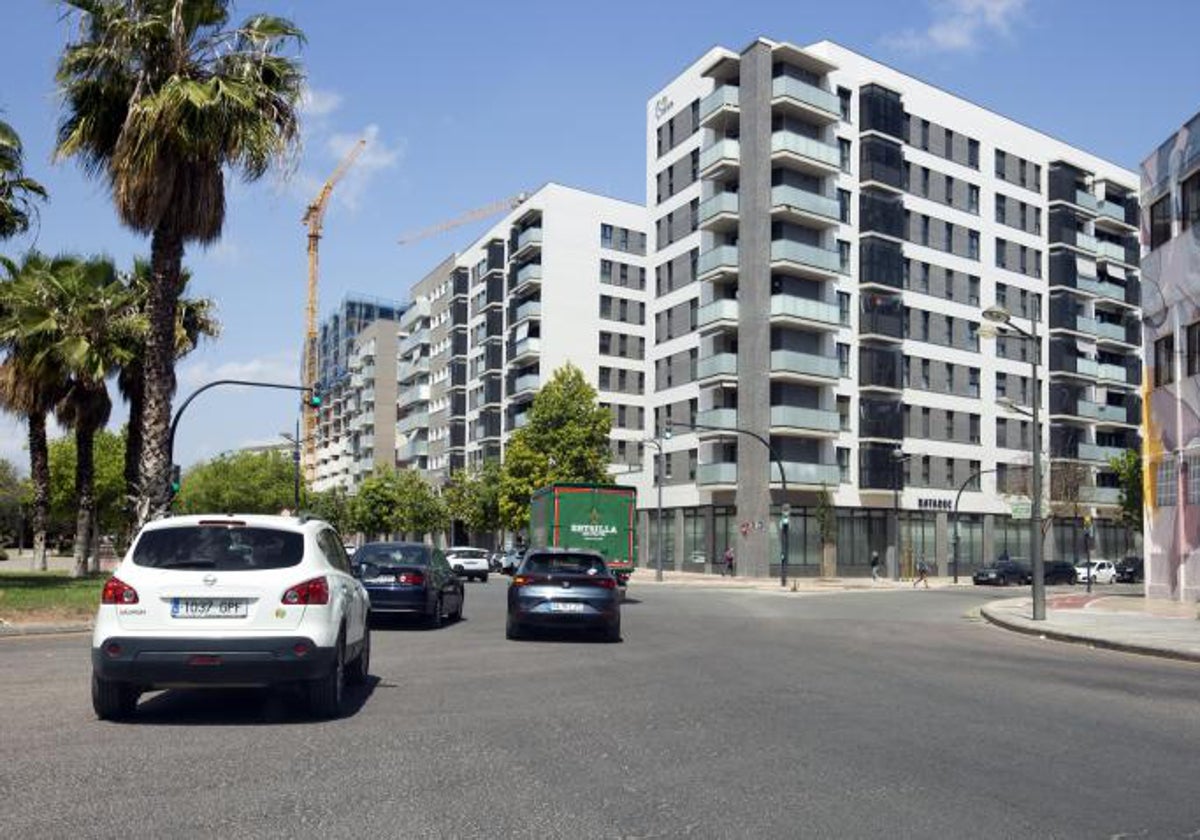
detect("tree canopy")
(48, 427), (126, 536)
(173, 449), (294, 515)
(1109, 449), (1143, 535)
(443, 460), (502, 538)
(349, 468), (446, 540)
(0, 117), (47, 240)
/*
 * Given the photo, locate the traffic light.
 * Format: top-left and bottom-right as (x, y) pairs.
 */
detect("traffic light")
(664, 419), (672, 440)
(306, 392), (322, 409)
(169, 464), (181, 495)
(781, 503), (791, 529)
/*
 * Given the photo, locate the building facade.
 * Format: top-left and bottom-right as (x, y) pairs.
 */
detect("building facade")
(1141, 111), (1200, 602)
(636, 38), (1143, 578)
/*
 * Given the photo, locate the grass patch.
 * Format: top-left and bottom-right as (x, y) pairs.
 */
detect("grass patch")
(0, 572), (105, 624)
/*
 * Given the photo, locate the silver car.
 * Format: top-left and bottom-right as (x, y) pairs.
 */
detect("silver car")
(506, 549), (621, 642)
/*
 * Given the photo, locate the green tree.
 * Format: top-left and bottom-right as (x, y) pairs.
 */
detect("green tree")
(392, 468), (448, 539)
(116, 259), (218, 519)
(0, 457), (22, 548)
(1110, 449), (1143, 536)
(0, 117), (48, 240)
(444, 460), (502, 541)
(499, 364), (612, 532)
(814, 486), (835, 546)
(55, 0), (305, 526)
(48, 428), (126, 541)
(349, 470), (403, 540)
(308, 486), (351, 536)
(174, 449), (294, 515)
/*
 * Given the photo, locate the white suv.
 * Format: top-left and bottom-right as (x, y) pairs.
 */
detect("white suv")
(445, 546), (490, 582)
(91, 514), (370, 721)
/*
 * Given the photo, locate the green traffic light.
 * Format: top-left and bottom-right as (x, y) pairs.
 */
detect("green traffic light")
(309, 394), (322, 408)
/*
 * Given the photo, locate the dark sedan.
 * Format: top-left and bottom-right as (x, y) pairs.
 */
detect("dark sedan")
(1043, 560), (1078, 585)
(352, 542), (464, 627)
(973, 559), (1032, 586)
(1116, 556), (1143, 583)
(506, 549), (621, 642)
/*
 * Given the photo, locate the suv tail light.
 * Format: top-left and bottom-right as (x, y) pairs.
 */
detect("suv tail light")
(282, 576), (329, 605)
(396, 571), (425, 586)
(101, 577), (139, 604)
(592, 577), (617, 590)
(511, 574), (534, 587)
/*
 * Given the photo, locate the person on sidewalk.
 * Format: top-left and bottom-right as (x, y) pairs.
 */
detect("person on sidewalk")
(914, 555), (929, 588)
(870, 551), (882, 583)
(722, 546), (735, 577)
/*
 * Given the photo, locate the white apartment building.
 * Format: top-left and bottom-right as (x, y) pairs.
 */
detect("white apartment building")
(637, 38), (1143, 578)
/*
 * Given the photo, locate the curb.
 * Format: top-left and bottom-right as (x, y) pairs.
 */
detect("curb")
(0, 621), (92, 638)
(979, 603), (1200, 665)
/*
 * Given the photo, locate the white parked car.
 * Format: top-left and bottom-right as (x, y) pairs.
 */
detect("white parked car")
(445, 546), (490, 582)
(91, 514), (370, 721)
(1074, 560), (1117, 585)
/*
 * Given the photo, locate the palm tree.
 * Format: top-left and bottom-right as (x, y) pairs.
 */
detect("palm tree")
(55, 1), (305, 527)
(0, 254), (73, 570)
(117, 259), (218, 526)
(1, 254), (140, 575)
(0, 117), (47, 240)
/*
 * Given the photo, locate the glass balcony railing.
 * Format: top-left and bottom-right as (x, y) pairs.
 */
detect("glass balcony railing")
(696, 408), (737, 430)
(769, 240), (842, 275)
(1097, 200), (1125, 222)
(1093, 320), (1127, 342)
(699, 138), (740, 172)
(771, 76), (840, 117)
(699, 85), (739, 122)
(1098, 363), (1128, 383)
(1077, 443), (1127, 463)
(697, 462), (738, 485)
(509, 337), (541, 359)
(779, 462), (842, 485)
(770, 185), (839, 221)
(1077, 401), (1127, 423)
(769, 293), (841, 325)
(511, 299), (541, 322)
(514, 263), (542, 287)
(770, 130), (841, 169)
(697, 298), (739, 328)
(698, 245), (739, 277)
(1097, 240), (1126, 262)
(1074, 357), (1100, 378)
(699, 192), (739, 224)
(697, 353), (738, 379)
(396, 439), (428, 461)
(1080, 486), (1121, 504)
(511, 373), (540, 394)
(397, 411), (429, 434)
(1074, 232), (1098, 253)
(512, 413), (530, 429)
(769, 349), (840, 379)
(1074, 189), (1099, 212)
(398, 384), (430, 405)
(515, 227), (543, 252)
(398, 328), (429, 356)
(770, 405), (841, 432)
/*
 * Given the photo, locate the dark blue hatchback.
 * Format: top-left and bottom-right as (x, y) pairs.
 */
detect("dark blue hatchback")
(353, 542), (464, 628)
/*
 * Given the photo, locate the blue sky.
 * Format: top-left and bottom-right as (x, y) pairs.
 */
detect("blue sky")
(2, 0), (1198, 471)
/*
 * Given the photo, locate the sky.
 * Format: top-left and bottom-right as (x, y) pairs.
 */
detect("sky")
(1, 0), (1198, 473)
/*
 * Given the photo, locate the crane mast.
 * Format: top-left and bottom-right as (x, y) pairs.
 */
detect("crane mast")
(302, 138), (366, 483)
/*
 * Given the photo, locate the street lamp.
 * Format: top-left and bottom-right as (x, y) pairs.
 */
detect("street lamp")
(891, 448), (912, 581)
(644, 422), (671, 583)
(280, 419), (304, 512)
(983, 304), (1045, 621)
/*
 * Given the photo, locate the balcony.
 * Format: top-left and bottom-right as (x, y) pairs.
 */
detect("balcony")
(1073, 189), (1099, 213)
(397, 411), (429, 434)
(510, 262), (542, 296)
(1077, 401), (1128, 423)
(398, 383), (430, 406)
(512, 412), (530, 429)
(397, 357), (430, 382)
(360, 388), (375, 404)
(699, 85), (739, 126)
(1078, 442), (1127, 463)
(357, 434), (374, 449)
(770, 405), (841, 434)
(398, 328), (429, 357)
(510, 372), (540, 397)
(510, 298), (541, 324)
(396, 438), (428, 461)
(697, 461), (738, 486)
(699, 138), (740, 176)
(508, 336), (541, 364)
(1093, 320), (1127, 343)
(698, 245), (739, 280)
(770, 130), (840, 175)
(777, 462), (842, 486)
(1076, 275), (1127, 304)
(1073, 357), (1100, 378)
(1074, 232), (1098, 253)
(512, 227), (543, 259)
(770, 185), (839, 226)
(1096, 239), (1129, 264)
(698, 192), (739, 229)
(770, 239), (842, 278)
(697, 298), (738, 333)
(1096, 199), (1131, 228)
(1098, 363), (1128, 383)
(696, 408), (737, 433)
(771, 76), (840, 123)
(697, 352), (738, 381)
(769, 293), (841, 328)
(770, 349), (840, 381)
(1080, 486), (1121, 505)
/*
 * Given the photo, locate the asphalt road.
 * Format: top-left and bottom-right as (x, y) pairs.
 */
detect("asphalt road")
(1, 579), (1196, 839)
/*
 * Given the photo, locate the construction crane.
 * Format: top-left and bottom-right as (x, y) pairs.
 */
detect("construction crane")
(301, 138), (366, 480)
(397, 192), (529, 245)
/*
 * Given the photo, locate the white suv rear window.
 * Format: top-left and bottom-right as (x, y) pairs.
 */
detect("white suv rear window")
(133, 526), (304, 571)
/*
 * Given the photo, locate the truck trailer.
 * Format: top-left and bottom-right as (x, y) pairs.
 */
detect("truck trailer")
(528, 483), (637, 585)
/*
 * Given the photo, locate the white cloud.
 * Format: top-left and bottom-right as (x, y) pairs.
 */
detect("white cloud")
(299, 86), (343, 119)
(882, 0), (1027, 54)
(325, 124), (404, 211)
(177, 351), (301, 392)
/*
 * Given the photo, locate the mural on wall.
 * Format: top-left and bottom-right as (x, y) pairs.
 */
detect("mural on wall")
(1140, 113), (1200, 602)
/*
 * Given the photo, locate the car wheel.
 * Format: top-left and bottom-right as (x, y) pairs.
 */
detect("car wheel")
(481, 573), (488, 584)
(91, 672), (138, 721)
(450, 591), (464, 622)
(603, 619), (622, 643)
(454, 565), (464, 576)
(427, 595), (443, 629)
(997, 575), (1007, 587)
(308, 635), (345, 719)
(347, 625), (370, 686)
(505, 615), (523, 640)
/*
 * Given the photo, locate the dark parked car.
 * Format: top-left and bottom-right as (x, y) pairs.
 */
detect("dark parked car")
(1043, 560), (1077, 585)
(352, 542), (464, 627)
(506, 549), (621, 642)
(1116, 556), (1144, 583)
(973, 558), (1032, 586)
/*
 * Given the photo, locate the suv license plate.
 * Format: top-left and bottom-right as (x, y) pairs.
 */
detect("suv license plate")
(171, 598), (248, 619)
(551, 602), (585, 613)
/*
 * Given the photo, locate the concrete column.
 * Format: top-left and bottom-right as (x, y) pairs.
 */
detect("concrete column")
(637, 509), (650, 573)
(703, 505), (715, 574)
(734, 41), (774, 579)
(983, 514), (996, 565)
(935, 511), (949, 576)
(673, 508), (685, 571)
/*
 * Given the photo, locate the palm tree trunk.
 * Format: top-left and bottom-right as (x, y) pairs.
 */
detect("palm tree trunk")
(27, 411), (50, 572)
(72, 422), (96, 578)
(123, 367), (144, 529)
(135, 227), (184, 530)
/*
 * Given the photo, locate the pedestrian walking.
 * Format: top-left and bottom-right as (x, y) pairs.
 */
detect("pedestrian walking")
(870, 550), (882, 582)
(914, 555), (929, 588)
(722, 546), (735, 577)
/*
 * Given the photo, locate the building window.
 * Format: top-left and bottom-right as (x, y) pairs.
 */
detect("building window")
(921, 407), (931, 437)
(838, 138), (852, 173)
(995, 149), (1006, 179)
(920, 119), (930, 151)
(968, 275), (980, 306)
(1156, 457), (1178, 507)
(838, 86), (852, 121)
(839, 189), (851, 223)
(969, 415), (980, 444)
(838, 343), (850, 377)
(996, 238), (1008, 269)
(601, 224), (614, 247)
(1184, 172), (1200, 232)
(1188, 322), (1200, 377)
(837, 447), (850, 483)
(919, 262), (930, 293)
(1150, 195), (1172, 249)
(921, 215), (930, 246)
(921, 358), (931, 388)
(996, 372), (1008, 398)
(838, 291), (851, 326)
(967, 184), (979, 214)
(1154, 334), (1176, 386)
(968, 231), (980, 260)
(968, 139), (979, 169)
(995, 194), (1007, 224)
(838, 395), (851, 431)
(968, 368), (979, 397)
(838, 240), (851, 273)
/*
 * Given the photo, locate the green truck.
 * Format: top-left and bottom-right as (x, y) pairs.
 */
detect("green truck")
(528, 483), (637, 584)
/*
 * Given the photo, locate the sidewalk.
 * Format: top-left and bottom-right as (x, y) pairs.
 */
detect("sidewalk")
(980, 593), (1200, 664)
(629, 568), (971, 592)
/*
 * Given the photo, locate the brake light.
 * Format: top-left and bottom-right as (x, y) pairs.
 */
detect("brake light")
(512, 575), (534, 587)
(396, 571), (425, 586)
(593, 577), (617, 589)
(101, 577), (139, 605)
(282, 576), (329, 605)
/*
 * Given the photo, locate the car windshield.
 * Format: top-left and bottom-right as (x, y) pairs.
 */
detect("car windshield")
(132, 526), (303, 570)
(524, 553), (607, 575)
(355, 545), (428, 567)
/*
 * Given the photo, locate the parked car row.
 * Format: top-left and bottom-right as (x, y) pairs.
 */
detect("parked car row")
(90, 516), (622, 723)
(972, 556), (1142, 587)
